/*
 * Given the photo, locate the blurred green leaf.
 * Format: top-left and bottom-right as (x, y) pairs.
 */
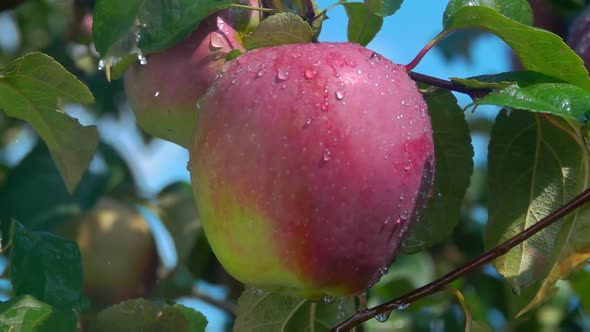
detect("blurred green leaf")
(0, 142), (109, 231)
(443, 0), (533, 26)
(403, 89), (473, 252)
(342, 2), (383, 46)
(474, 83), (590, 123)
(235, 289), (356, 331)
(0, 295), (53, 331)
(443, 6), (590, 90)
(157, 304), (208, 332)
(485, 111), (585, 295)
(9, 221), (84, 311)
(370, 252), (435, 301)
(0, 53), (97, 193)
(244, 12), (312, 50)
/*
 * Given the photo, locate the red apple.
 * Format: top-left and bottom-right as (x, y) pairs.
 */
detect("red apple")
(124, 4), (260, 147)
(189, 42), (435, 298)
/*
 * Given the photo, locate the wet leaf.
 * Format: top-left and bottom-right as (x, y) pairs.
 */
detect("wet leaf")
(444, 0), (533, 26)
(364, 0), (403, 17)
(342, 2), (383, 47)
(244, 12), (312, 50)
(0, 295), (53, 331)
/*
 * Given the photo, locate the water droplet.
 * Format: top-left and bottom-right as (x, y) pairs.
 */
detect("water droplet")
(401, 99), (406, 106)
(304, 69), (317, 79)
(322, 148), (332, 162)
(335, 90), (345, 100)
(379, 265), (389, 275)
(277, 68), (290, 81)
(323, 295), (335, 304)
(403, 162), (412, 171)
(256, 69), (266, 78)
(186, 161), (191, 171)
(154, 91), (160, 97)
(375, 311), (391, 322)
(398, 303), (410, 311)
(210, 33), (226, 49)
(345, 59), (356, 67)
(97, 59), (106, 71)
(251, 288), (264, 296)
(321, 101), (329, 112)
(138, 54), (147, 65)
(357, 69), (362, 75)
(400, 209), (411, 220)
(303, 117), (313, 128)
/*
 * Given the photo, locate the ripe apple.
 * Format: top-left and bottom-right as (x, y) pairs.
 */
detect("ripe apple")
(69, 198), (158, 307)
(124, 3), (260, 147)
(189, 42), (435, 298)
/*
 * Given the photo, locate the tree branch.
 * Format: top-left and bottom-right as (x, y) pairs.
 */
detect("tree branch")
(332, 186), (590, 331)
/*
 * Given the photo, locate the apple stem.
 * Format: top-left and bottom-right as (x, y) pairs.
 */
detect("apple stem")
(312, 2), (343, 23)
(404, 31), (449, 72)
(408, 71), (490, 99)
(331, 186), (590, 331)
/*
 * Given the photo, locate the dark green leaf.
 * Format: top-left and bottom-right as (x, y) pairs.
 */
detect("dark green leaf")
(38, 309), (79, 332)
(452, 71), (566, 90)
(157, 304), (208, 332)
(0, 53), (98, 193)
(443, 0), (533, 26)
(342, 2), (383, 46)
(93, 0), (234, 56)
(0, 295), (53, 331)
(90, 299), (159, 332)
(370, 252), (435, 301)
(364, 0), (403, 17)
(244, 12), (312, 50)
(235, 289), (356, 331)
(0, 142), (109, 231)
(474, 83), (590, 123)
(9, 222), (84, 310)
(485, 111), (585, 294)
(402, 89), (473, 252)
(443, 6), (590, 90)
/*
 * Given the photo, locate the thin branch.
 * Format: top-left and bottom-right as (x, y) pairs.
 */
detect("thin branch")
(332, 186), (590, 331)
(408, 71), (491, 99)
(192, 287), (237, 316)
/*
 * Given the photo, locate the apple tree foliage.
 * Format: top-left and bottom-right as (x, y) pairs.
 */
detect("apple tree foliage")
(0, 0), (590, 331)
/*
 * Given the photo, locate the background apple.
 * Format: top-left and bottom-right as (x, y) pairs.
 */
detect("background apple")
(124, 3), (260, 147)
(190, 42), (435, 298)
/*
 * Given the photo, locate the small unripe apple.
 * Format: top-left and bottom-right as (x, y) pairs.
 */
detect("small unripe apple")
(71, 198), (158, 307)
(568, 6), (590, 69)
(190, 42), (435, 298)
(124, 4), (259, 147)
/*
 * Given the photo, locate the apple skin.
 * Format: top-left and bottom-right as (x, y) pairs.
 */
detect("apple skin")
(124, 4), (259, 148)
(568, 6), (590, 69)
(190, 42), (435, 298)
(73, 198), (158, 307)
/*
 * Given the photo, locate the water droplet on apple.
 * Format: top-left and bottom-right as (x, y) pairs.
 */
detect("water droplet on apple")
(154, 91), (160, 97)
(400, 209), (411, 220)
(256, 69), (266, 78)
(277, 68), (290, 81)
(138, 53), (147, 65)
(304, 69), (317, 79)
(321, 101), (330, 112)
(335, 90), (345, 100)
(322, 148), (332, 162)
(303, 117), (313, 128)
(323, 295), (335, 304)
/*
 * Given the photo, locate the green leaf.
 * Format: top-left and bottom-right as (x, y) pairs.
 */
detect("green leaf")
(0, 295), (53, 331)
(93, 0), (233, 56)
(571, 269), (590, 315)
(402, 89), (473, 252)
(0, 142), (109, 231)
(0, 53), (98, 193)
(9, 221), (84, 310)
(235, 289), (356, 331)
(443, 0), (533, 26)
(157, 304), (208, 332)
(342, 2), (383, 46)
(91, 299), (159, 331)
(452, 71), (567, 90)
(474, 83), (590, 123)
(364, 0), (403, 17)
(244, 12), (312, 50)
(485, 110), (585, 295)
(442, 6), (590, 90)
(91, 299), (207, 332)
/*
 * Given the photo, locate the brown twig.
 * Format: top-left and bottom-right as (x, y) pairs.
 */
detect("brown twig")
(409, 71), (491, 99)
(332, 187), (590, 331)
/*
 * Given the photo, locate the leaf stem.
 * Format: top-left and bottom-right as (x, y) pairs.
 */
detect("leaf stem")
(312, 2), (343, 22)
(332, 186), (590, 331)
(404, 31), (449, 71)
